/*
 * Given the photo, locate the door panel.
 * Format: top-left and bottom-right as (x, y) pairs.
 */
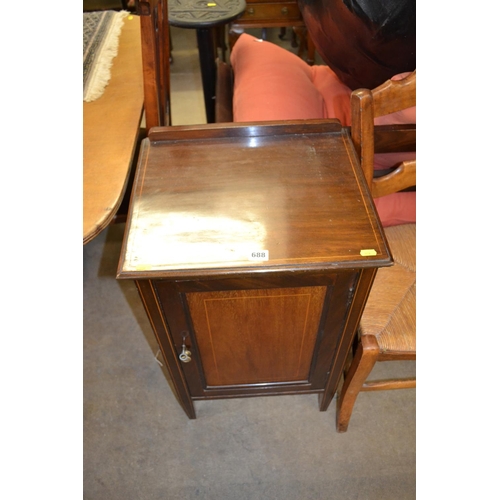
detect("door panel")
(186, 287), (326, 386)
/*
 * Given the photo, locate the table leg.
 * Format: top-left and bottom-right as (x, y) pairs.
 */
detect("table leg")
(196, 27), (216, 123)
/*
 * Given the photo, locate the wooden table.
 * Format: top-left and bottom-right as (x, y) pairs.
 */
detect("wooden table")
(117, 120), (392, 419)
(83, 15), (144, 245)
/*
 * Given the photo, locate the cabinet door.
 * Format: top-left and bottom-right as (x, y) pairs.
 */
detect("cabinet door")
(152, 272), (360, 400)
(186, 286), (325, 386)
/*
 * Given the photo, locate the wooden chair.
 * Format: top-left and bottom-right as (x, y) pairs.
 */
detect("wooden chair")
(351, 71), (416, 196)
(336, 71), (416, 433)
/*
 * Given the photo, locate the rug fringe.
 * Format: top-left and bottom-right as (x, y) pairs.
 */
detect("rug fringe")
(84, 11), (130, 102)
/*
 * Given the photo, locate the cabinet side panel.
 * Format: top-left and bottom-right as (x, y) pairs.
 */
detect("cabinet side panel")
(186, 286), (326, 386)
(319, 267), (378, 411)
(135, 280), (196, 418)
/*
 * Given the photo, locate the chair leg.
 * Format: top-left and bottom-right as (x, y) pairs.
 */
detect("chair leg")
(336, 335), (379, 432)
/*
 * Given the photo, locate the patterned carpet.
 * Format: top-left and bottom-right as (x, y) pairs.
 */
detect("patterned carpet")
(83, 10), (129, 101)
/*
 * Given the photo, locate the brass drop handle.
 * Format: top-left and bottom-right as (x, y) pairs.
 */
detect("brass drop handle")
(247, 7), (254, 14)
(179, 333), (192, 363)
(281, 7), (288, 15)
(179, 343), (192, 363)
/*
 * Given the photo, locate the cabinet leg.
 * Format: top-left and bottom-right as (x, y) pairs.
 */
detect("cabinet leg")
(179, 399), (197, 419)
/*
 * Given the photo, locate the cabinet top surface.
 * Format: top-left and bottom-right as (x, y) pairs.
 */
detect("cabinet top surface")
(117, 121), (391, 279)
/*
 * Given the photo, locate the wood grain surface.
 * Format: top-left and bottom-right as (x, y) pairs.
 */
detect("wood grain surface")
(83, 15), (144, 244)
(117, 121), (391, 278)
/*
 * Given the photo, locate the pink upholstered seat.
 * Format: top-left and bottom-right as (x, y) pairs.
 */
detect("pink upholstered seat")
(230, 34), (416, 227)
(231, 34), (352, 124)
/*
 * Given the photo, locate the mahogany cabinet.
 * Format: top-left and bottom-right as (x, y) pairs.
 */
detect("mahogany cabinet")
(233, 0), (302, 28)
(117, 120), (392, 418)
(227, 0), (315, 63)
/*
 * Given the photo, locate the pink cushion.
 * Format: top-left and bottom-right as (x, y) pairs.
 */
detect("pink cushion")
(230, 34), (415, 227)
(374, 192), (416, 228)
(311, 66), (352, 125)
(231, 34), (351, 123)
